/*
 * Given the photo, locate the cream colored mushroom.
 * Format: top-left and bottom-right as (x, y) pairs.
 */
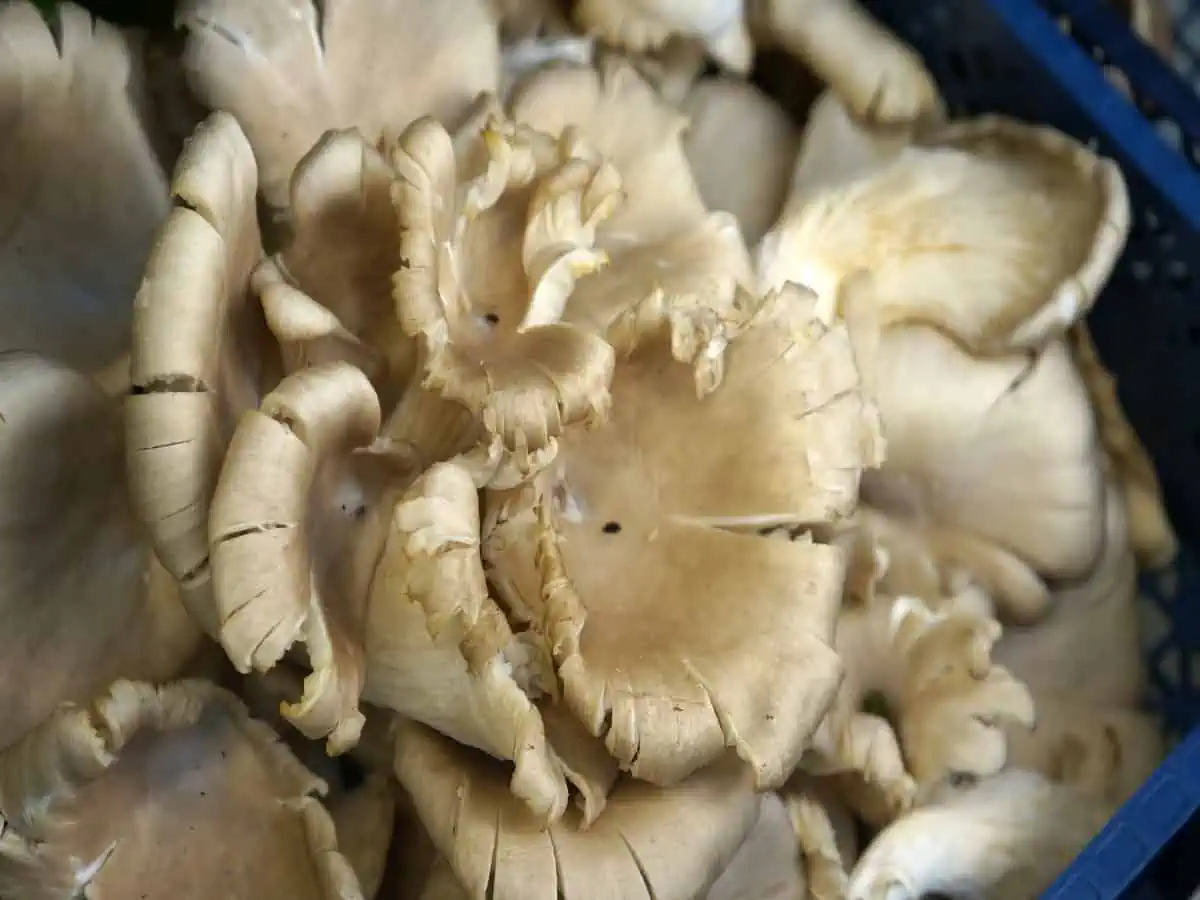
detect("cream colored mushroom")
(857, 324), (1106, 619)
(0, 679), (364, 900)
(127, 111), (273, 637)
(678, 76), (801, 246)
(510, 60), (757, 388)
(390, 112), (618, 477)
(177, 0), (501, 208)
(394, 720), (762, 900)
(485, 284), (882, 788)
(760, 116), (1129, 355)
(0, 1), (167, 373)
(1069, 323), (1177, 569)
(846, 769), (1110, 900)
(573, 0), (754, 74)
(0, 352), (200, 752)
(748, 0), (943, 126)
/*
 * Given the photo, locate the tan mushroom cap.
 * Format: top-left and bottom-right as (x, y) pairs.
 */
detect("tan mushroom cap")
(679, 76), (800, 246)
(761, 116), (1129, 355)
(748, 0), (943, 126)
(127, 110), (273, 636)
(328, 774), (397, 899)
(511, 60), (757, 388)
(861, 325), (1105, 592)
(1068, 323), (1177, 569)
(0, 353), (200, 752)
(362, 457), (569, 822)
(0, 1), (168, 373)
(573, 0), (754, 74)
(210, 362), (385, 752)
(178, 0), (501, 208)
(0, 679), (364, 900)
(394, 720), (761, 900)
(485, 286), (881, 788)
(390, 114), (617, 477)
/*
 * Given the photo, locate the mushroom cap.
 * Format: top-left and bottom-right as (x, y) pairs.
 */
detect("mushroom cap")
(760, 116), (1129, 355)
(860, 324), (1106, 590)
(573, 0), (753, 74)
(0, 352), (200, 751)
(0, 1), (168, 372)
(846, 770), (1110, 900)
(0, 679), (364, 900)
(485, 285), (882, 788)
(394, 720), (761, 900)
(126, 110), (273, 636)
(705, 793), (807, 900)
(680, 76), (800, 246)
(390, 113), (618, 476)
(178, 0), (501, 208)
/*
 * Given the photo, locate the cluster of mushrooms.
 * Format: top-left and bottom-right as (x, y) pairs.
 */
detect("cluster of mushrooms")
(0, 0), (1182, 897)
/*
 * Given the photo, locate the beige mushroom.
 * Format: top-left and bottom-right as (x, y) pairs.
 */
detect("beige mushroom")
(0, 352), (200, 752)
(1069, 323), (1177, 569)
(394, 720), (762, 900)
(846, 769), (1110, 900)
(485, 284), (882, 788)
(761, 117), (1129, 355)
(573, 0), (754, 74)
(857, 324), (1106, 618)
(748, 0), (943, 126)
(678, 77), (801, 246)
(0, 1), (168, 373)
(390, 112), (618, 477)
(510, 60), (757, 387)
(177, 0), (501, 208)
(126, 111), (273, 637)
(0, 679), (364, 900)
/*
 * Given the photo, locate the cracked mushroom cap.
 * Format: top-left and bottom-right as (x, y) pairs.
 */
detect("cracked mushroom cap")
(390, 112), (618, 477)
(859, 324), (1106, 608)
(846, 770), (1110, 900)
(126, 111), (274, 636)
(510, 60), (757, 386)
(484, 284), (882, 789)
(0, 679), (364, 900)
(0, 1), (167, 373)
(572, 0), (753, 74)
(394, 720), (762, 900)
(177, 0), (500, 208)
(679, 76), (800, 246)
(759, 116), (1129, 355)
(0, 352), (200, 751)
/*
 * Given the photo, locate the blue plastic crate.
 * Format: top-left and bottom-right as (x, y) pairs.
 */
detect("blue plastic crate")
(856, 0), (1200, 896)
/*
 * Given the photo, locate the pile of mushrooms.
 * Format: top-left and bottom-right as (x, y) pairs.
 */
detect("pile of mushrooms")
(0, 0), (1180, 897)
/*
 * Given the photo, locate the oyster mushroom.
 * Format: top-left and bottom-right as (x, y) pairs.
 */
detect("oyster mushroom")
(857, 324), (1106, 620)
(0, 1), (168, 372)
(485, 284), (883, 788)
(177, 0), (501, 208)
(847, 769), (1111, 900)
(678, 76), (801, 245)
(390, 113), (618, 476)
(510, 59), (757, 386)
(0, 679), (364, 900)
(573, 0), (754, 74)
(0, 352), (200, 751)
(394, 720), (762, 900)
(748, 0), (943, 126)
(760, 116), (1129, 355)
(126, 110), (273, 637)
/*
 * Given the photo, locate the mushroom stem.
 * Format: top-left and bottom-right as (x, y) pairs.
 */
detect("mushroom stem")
(381, 383), (480, 471)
